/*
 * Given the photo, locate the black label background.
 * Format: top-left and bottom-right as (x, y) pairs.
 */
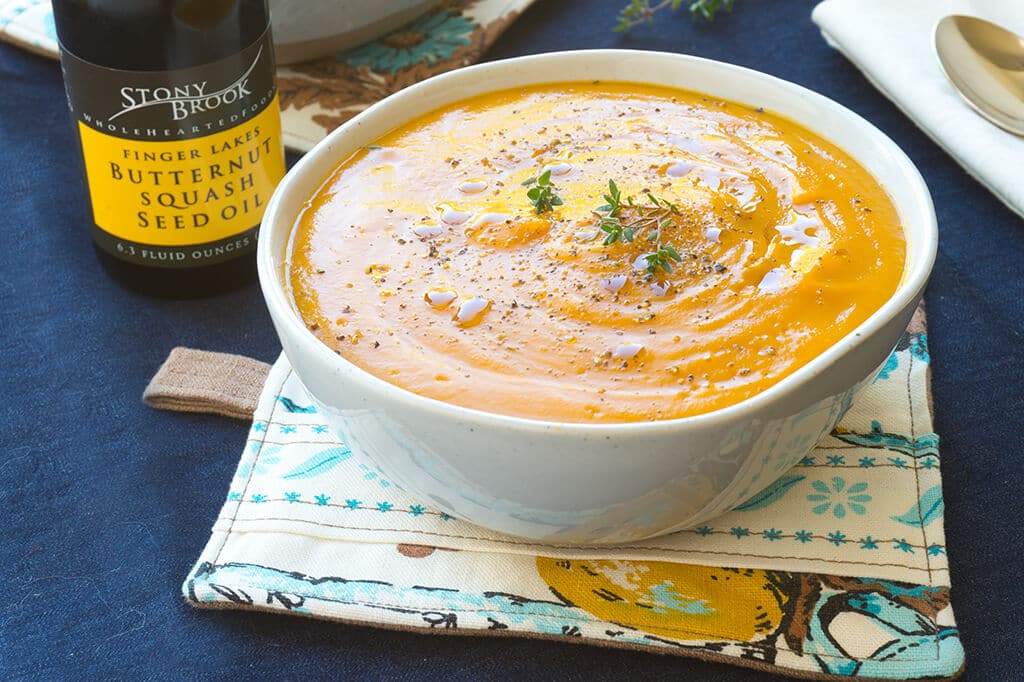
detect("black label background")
(60, 27), (277, 140)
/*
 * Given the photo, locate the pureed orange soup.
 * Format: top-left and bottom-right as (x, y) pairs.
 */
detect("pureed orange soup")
(289, 82), (906, 423)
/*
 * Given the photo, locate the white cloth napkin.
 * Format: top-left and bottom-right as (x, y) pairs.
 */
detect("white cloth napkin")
(812, 0), (1024, 220)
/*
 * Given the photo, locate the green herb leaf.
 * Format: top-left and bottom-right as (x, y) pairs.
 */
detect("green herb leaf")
(645, 244), (683, 275)
(616, 0), (735, 32)
(522, 169), (563, 215)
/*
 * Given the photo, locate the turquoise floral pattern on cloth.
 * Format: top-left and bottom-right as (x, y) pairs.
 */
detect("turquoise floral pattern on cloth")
(807, 477), (872, 518)
(183, 307), (964, 680)
(340, 10), (478, 73)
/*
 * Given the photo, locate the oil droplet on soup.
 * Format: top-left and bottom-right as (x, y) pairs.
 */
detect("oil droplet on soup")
(288, 82), (905, 422)
(603, 274), (628, 293)
(453, 296), (490, 327)
(425, 289), (458, 309)
(666, 161), (693, 177)
(612, 343), (644, 360)
(458, 179), (488, 194)
(440, 205), (472, 225)
(413, 223), (444, 238)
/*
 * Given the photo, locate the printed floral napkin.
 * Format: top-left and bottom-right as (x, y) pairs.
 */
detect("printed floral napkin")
(161, 306), (964, 680)
(0, 0), (536, 152)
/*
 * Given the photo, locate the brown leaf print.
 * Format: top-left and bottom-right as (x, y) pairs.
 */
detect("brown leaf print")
(396, 543), (460, 558)
(908, 301), (927, 335)
(276, 3), (524, 139)
(397, 544), (437, 558)
(820, 575), (950, 620)
(277, 77), (332, 113)
(311, 110), (361, 132)
(279, 64), (388, 113)
(775, 573), (822, 656)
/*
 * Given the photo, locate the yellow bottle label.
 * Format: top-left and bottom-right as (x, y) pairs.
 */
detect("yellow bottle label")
(78, 96), (285, 247)
(59, 25), (285, 268)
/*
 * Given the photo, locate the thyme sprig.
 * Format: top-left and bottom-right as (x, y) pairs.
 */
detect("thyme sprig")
(645, 243), (684, 275)
(616, 0), (735, 32)
(521, 169), (563, 214)
(594, 180), (684, 276)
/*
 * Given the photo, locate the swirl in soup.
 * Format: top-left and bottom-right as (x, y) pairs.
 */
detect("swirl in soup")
(288, 82), (906, 422)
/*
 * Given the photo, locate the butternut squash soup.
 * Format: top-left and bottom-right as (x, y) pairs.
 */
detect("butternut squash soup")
(288, 82), (906, 423)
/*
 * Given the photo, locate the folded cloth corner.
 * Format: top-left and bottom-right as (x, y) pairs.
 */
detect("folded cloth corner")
(143, 347), (271, 420)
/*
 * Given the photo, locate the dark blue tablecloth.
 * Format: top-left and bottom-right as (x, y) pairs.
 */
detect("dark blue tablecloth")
(3, 1), (1022, 679)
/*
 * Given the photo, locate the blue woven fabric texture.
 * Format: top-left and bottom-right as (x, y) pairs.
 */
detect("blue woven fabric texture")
(1, 0), (1022, 679)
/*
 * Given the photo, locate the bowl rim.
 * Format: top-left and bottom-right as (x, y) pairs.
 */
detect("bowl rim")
(258, 48), (937, 436)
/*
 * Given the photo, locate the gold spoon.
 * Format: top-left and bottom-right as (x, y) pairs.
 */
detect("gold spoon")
(934, 14), (1024, 136)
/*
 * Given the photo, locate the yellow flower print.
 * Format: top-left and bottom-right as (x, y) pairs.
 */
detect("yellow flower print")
(536, 558), (786, 642)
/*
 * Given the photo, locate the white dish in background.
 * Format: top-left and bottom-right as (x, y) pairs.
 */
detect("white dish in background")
(257, 50), (937, 544)
(270, 0), (435, 64)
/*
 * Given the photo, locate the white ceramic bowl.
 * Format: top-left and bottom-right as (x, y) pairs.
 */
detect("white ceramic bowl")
(258, 50), (936, 544)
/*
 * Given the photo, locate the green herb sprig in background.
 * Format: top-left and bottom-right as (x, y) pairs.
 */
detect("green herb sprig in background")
(521, 170), (564, 214)
(616, 0), (735, 32)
